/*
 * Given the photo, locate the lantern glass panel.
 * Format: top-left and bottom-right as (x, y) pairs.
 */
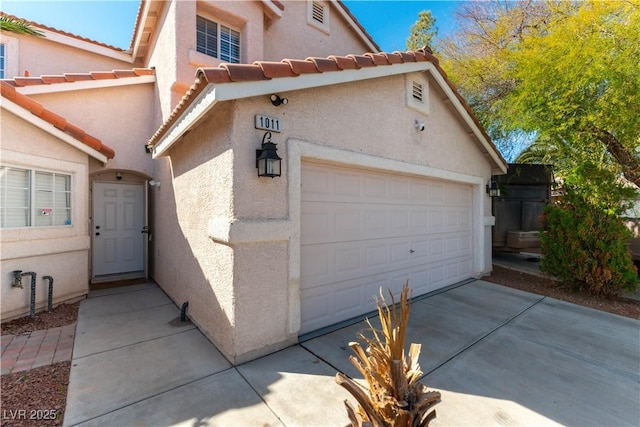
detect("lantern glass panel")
(267, 158), (280, 176)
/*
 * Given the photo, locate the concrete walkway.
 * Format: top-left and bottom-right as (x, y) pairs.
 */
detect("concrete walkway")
(63, 280), (640, 426)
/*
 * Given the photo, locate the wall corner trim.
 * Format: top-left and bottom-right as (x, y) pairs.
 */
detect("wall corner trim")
(208, 217), (291, 244)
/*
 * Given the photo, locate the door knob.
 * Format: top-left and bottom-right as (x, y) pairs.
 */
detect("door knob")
(409, 249), (415, 253)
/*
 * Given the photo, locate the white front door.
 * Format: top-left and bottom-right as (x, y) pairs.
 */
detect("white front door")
(92, 182), (145, 279)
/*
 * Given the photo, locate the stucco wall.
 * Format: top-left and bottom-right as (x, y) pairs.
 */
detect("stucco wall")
(146, 0), (374, 125)
(231, 73), (492, 219)
(157, 69), (497, 362)
(1, 111), (92, 320)
(150, 102), (239, 360)
(146, 0), (180, 119)
(264, 1), (373, 60)
(0, 32), (131, 79)
(28, 83), (157, 176)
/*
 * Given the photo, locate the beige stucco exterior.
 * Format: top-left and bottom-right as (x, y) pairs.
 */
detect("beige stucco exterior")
(147, 0), (375, 129)
(0, 32), (131, 79)
(151, 69), (499, 363)
(1, 0), (505, 362)
(0, 111), (94, 320)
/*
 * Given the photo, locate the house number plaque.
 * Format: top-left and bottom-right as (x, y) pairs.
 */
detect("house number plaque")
(255, 115), (281, 133)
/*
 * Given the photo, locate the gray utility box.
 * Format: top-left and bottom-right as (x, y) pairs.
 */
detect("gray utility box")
(492, 164), (553, 251)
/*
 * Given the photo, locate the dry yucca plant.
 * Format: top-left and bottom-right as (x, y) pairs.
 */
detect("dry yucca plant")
(335, 283), (441, 427)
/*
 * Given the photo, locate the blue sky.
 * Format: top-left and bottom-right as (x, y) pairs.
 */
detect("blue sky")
(0, 1), (461, 51)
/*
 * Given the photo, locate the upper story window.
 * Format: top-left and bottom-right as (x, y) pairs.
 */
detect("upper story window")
(307, 1), (330, 34)
(0, 166), (71, 228)
(0, 43), (5, 79)
(196, 15), (240, 64)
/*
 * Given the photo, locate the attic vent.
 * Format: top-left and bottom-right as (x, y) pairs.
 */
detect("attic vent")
(406, 73), (429, 115)
(308, 1), (330, 33)
(312, 2), (325, 24)
(412, 81), (424, 102)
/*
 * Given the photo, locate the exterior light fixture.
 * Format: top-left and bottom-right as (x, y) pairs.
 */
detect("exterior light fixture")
(486, 178), (500, 198)
(270, 94), (288, 106)
(256, 132), (282, 178)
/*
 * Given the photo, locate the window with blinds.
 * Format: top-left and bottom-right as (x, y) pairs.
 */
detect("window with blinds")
(197, 15), (240, 64)
(0, 166), (71, 228)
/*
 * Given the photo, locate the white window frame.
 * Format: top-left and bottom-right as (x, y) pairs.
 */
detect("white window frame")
(406, 73), (430, 116)
(307, 0), (330, 34)
(0, 34), (19, 79)
(0, 166), (72, 229)
(0, 43), (5, 79)
(196, 15), (241, 64)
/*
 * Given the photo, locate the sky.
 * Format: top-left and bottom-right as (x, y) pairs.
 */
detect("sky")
(0, 0), (463, 51)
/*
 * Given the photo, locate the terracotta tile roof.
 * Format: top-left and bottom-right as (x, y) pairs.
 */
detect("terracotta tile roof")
(0, 81), (115, 159)
(148, 46), (507, 172)
(0, 12), (127, 52)
(3, 68), (154, 88)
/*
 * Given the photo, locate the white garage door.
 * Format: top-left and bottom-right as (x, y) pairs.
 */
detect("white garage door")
(300, 163), (474, 334)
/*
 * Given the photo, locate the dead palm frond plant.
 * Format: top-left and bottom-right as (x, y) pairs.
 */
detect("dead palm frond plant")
(335, 282), (441, 427)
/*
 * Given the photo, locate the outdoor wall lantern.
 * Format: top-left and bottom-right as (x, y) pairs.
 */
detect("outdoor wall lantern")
(256, 132), (282, 178)
(486, 178), (501, 198)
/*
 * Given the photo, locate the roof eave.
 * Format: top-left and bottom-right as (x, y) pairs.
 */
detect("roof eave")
(2, 98), (110, 165)
(151, 62), (507, 173)
(16, 74), (156, 96)
(151, 86), (219, 158)
(334, 1), (380, 52)
(150, 61), (432, 156)
(38, 28), (132, 64)
(427, 69), (508, 174)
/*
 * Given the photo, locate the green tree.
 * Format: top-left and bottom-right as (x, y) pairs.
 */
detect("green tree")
(439, 1), (640, 186)
(407, 10), (438, 51)
(0, 15), (44, 36)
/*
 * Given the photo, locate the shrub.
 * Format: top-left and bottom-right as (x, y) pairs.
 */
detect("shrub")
(540, 184), (638, 297)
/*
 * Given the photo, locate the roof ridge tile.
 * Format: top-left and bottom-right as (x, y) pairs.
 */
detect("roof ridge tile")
(281, 59), (320, 75)
(346, 54), (375, 68)
(219, 63), (269, 82)
(364, 53), (392, 66)
(305, 57), (341, 73)
(327, 55), (359, 70)
(254, 62), (298, 79)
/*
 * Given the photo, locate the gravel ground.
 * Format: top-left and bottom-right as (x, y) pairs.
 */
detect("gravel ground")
(1, 303), (78, 427)
(1, 269), (638, 426)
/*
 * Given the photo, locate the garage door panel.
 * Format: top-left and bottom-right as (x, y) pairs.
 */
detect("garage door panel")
(300, 163), (474, 334)
(300, 245), (330, 280)
(302, 168), (331, 196)
(301, 287), (332, 321)
(334, 246), (362, 274)
(304, 204), (471, 245)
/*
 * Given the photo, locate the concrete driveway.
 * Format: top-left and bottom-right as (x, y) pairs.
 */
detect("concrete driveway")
(64, 280), (640, 426)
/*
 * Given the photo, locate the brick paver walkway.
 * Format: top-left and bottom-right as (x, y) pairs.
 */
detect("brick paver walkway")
(1, 323), (75, 375)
